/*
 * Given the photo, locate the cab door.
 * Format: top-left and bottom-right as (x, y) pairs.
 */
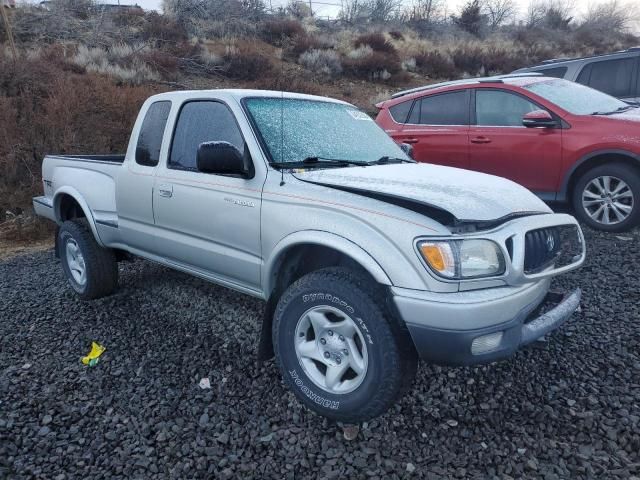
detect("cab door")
(395, 89), (470, 170)
(116, 100), (171, 254)
(152, 99), (263, 292)
(468, 88), (563, 197)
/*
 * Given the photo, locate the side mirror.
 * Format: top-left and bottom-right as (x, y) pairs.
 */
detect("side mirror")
(399, 142), (414, 159)
(197, 142), (246, 176)
(522, 110), (557, 128)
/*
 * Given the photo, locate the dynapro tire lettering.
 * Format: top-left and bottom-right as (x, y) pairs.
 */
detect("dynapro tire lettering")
(302, 293), (355, 314)
(289, 369), (339, 410)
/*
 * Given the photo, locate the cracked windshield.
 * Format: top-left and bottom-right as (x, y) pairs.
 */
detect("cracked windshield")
(244, 98), (409, 164)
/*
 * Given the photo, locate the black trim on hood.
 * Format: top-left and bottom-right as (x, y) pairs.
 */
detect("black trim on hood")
(297, 178), (545, 232)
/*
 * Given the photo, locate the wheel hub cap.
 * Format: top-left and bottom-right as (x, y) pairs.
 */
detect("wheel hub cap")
(65, 239), (86, 286)
(294, 305), (368, 395)
(582, 175), (634, 225)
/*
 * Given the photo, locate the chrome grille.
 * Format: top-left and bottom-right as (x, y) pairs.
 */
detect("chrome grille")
(524, 225), (582, 274)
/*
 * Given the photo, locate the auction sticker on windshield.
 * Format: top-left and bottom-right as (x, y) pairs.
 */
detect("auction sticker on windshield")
(347, 110), (373, 121)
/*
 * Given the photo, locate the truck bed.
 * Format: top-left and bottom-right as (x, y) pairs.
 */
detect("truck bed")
(47, 154), (125, 163)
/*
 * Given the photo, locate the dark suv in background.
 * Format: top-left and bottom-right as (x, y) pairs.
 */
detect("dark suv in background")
(513, 47), (640, 104)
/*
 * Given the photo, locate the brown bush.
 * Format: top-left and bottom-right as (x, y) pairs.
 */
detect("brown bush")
(451, 44), (484, 75)
(261, 18), (306, 46)
(284, 34), (326, 59)
(388, 30), (404, 41)
(141, 12), (188, 46)
(414, 50), (457, 79)
(224, 45), (273, 80)
(354, 32), (397, 54)
(481, 46), (523, 74)
(343, 50), (401, 81)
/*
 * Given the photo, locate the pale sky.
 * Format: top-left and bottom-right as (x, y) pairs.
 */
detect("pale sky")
(117, 0), (628, 19)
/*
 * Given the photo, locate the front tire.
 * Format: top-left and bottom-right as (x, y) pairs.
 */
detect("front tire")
(58, 220), (118, 300)
(572, 163), (640, 232)
(273, 267), (417, 422)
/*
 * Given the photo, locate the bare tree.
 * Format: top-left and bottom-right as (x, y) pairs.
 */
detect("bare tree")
(525, 0), (574, 29)
(581, 0), (635, 32)
(408, 0), (444, 24)
(485, 0), (516, 29)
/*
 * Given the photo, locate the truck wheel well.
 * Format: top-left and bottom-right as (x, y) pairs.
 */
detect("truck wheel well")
(568, 153), (640, 199)
(258, 244), (379, 361)
(57, 194), (86, 222)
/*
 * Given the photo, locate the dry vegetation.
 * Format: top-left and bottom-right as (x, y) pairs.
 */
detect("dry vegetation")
(0, 0), (638, 242)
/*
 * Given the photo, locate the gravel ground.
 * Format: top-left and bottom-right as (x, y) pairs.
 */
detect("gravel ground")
(1, 227), (639, 480)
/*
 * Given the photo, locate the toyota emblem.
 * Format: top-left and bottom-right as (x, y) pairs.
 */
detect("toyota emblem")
(546, 234), (556, 252)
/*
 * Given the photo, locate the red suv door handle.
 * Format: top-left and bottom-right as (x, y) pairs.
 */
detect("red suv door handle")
(471, 136), (492, 144)
(402, 138), (419, 144)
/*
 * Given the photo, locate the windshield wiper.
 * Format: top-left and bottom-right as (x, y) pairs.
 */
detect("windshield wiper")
(372, 156), (416, 164)
(270, 156), (369, 169)
(591, 104), (635, 115)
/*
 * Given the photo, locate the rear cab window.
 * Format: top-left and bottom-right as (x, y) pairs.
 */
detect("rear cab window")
(409, 90), (469, 125)
(135, 101), (171, 166)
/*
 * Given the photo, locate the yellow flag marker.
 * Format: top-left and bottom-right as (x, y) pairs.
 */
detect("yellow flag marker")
(81, 342), (106, 366)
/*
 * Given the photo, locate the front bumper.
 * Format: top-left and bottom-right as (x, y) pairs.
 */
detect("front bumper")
(393, 284), (581, 366)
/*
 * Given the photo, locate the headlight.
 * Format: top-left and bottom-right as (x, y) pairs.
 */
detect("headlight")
(418, 239), (505, 279)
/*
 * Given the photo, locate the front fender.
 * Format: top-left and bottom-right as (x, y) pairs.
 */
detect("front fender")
(263, 230), (392, 295)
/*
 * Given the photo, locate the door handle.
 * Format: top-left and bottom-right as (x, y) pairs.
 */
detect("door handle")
(158, 184), (173, 198)
(470, 136), (492, 144)
(402, 138), (419, 144)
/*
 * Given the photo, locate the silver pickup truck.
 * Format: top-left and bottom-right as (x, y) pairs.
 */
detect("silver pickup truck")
(33, 89), (585, 422)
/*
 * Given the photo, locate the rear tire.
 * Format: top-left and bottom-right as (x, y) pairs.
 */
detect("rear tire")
(57, 220), (118, 300)
(572, 163), (640, 232)
(272, 267), (417, 422)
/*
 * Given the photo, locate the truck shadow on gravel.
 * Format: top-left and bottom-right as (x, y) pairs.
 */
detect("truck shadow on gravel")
(1, 227), (638, 479)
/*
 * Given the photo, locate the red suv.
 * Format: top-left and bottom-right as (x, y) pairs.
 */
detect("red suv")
(375, 75), (640, 232)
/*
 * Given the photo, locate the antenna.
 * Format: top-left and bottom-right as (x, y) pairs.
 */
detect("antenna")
(279, 38), (286, 186)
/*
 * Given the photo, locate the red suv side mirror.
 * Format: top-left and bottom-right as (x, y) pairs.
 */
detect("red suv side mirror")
(522, 110), (557, 128)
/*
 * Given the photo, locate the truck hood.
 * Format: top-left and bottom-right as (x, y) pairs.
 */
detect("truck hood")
(293, 163), (551, 223)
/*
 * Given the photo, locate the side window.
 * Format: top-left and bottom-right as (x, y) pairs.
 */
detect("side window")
(169, 101), (245, 171)
(576, 58), (635, 98)
(538, 66), (567, 79)
(388, 100), (414, 123)
(135, 101), (171, 166)
(417, 91), (468, 125)
(475, 90), (540, 127)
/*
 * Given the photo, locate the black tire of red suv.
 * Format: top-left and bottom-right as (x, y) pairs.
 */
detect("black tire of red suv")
(572, 163), (640, 233)
(58, 219), (118, 300)
(272, 267), (418, 423)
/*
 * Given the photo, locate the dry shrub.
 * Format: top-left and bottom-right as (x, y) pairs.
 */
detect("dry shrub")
(343, 50), (401, 81)
(261, 18), (306, 46)
(141, 12), (188, 46)
(299, 49), (342, 77)
(450, 44), (484, 76)
(354, 32), (397, 55)
(414, 50), (456, 79)
(388, 30), (404, 41)
(285, 34), (328, 59)
(253, 71), (320, 95)
(71, 45), (160, 85)
(224, 43), (273, 80)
